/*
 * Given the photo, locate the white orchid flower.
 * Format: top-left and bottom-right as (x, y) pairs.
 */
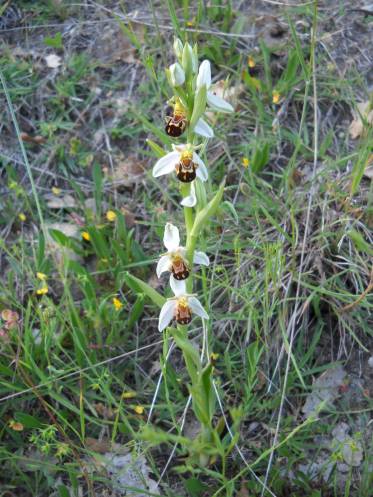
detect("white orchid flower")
(169, 62), (185, 87)
(180, 181), (196, 207)
(152, 144), (208, 183)
(157, 223), (209, 280)
(158, 277), (209, 331)
(196, 60), (234, 113)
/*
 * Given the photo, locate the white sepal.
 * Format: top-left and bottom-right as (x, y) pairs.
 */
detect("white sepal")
(188, 297), (209, 320)
(194, 118), (214, 138)
(207, 92), (234, 113)
(170, 277), (186, 297)
(193, 251), (209, 266)
(156, 255), (172, 277)
(158, 300), (176, 331)
(163, 223), (180, 251)
(193, 152), (208, 182)
(196, 60), (211, 90)
(153, 151), (179, 177)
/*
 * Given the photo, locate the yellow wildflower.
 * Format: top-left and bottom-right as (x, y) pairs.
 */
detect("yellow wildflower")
(18, 213), (26, 222)
(248, 56), (255, 68)
(52, 187), (61, 196)
(82, 231), (90, 241)
(106, 210), (117, 222)
(112, 297), (123, 311)
(242, 157), (250, 168)
(36, 286), (49, 296)
(37, 272), (47, 281)
(133, 405), (144, 414)
(272, 91), (281, 104)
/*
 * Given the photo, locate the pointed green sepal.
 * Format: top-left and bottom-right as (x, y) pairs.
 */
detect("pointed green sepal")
(189, 84), (207, 130)
(190, 178), (226, 239)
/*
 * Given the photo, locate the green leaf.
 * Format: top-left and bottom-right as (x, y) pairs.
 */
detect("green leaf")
(348, 229), (373, 255)
(49, 229), (72, 248)
(127, 294), (145, 330)
(251, 142), (270, 173)
(146, 139), (166, 158)
(58, 485), (71, 497)
(44, 32), (63, 49)
(184, 477), (207, 497)
(350, 137), (372, 195)
(137, 114), (172, 147)
(14, 412), (43, 429)
(123, 272), (165, 308)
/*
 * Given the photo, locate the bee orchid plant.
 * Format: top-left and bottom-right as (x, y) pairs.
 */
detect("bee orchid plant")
(127, 40), (233, 465)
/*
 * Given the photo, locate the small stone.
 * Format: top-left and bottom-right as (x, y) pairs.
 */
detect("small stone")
(368, 356), (373, 368)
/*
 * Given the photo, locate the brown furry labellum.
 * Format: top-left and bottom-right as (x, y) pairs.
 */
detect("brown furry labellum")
(171, 256), (190, 280)
(165, 99), (187, 137)
(165, 115), (187, 137)
(175, 299), (192, 325)
(175, 154), (197, 183)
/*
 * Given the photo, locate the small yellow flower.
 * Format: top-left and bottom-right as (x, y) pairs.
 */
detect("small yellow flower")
(36, 286), (49, 296)
(133, 405), (144, 414)
(248, 56), (256, 68)
(242, 157), (250, 168)
(82, 231), (90, 241)
(272, 90), (281, 104)
(122, 391), (136, 399)
(18, 213), (26, 222)
(52, 187), (61, 196)
(112, 297), (123, 311)
(9, 419), (24, 431)
(106, 210), (117, 222)
(210, 352), (219, 361)
(37, 272), (47, 281)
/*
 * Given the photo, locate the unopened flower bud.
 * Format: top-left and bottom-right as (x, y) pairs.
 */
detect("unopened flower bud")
(169, 62), (185, 87)
(173, 38), (183, 59)
(182, 42), (194, 76)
